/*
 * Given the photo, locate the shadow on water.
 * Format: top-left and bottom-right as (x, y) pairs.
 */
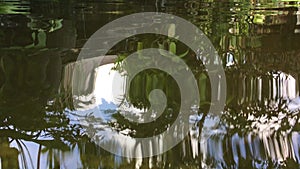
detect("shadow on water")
(1, 0), (300, 168)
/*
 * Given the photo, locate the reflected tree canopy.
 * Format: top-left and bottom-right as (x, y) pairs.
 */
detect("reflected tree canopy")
(0, 0), (300, 169)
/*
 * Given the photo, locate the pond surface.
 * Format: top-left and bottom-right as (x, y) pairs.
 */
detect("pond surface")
(1, 0), (300, 169)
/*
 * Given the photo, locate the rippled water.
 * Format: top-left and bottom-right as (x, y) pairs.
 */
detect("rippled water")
(1, 0), (300, 169)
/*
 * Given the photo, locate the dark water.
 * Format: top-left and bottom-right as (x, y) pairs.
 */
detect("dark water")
(1, 0), (300, 168)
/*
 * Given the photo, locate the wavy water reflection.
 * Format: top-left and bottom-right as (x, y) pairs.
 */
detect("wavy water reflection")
(1, 0), (300, 168)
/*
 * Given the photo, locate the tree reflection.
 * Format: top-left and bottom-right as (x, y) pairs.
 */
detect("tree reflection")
(101, 6), (300, 168)
(0, 49), (84, 169)
(1, 0), (300, 168)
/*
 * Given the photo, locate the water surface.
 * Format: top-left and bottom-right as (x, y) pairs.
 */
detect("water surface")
(1, 0), (300, 168)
